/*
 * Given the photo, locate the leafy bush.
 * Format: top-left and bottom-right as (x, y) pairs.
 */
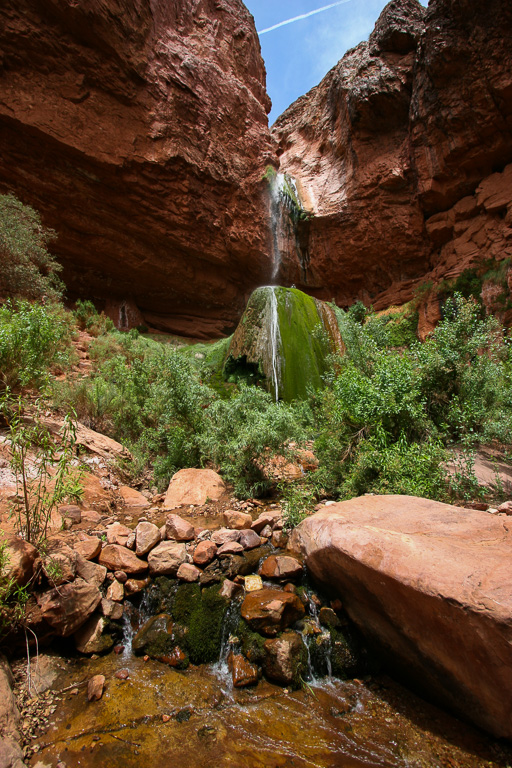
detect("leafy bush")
(0, 299), (76, 389)
(1, 394), (83, 546)
(197, 385), (305, 497)
(0, 194), (63, 300)
(310, 294), (512, 504)
(73, 299), (114, 337)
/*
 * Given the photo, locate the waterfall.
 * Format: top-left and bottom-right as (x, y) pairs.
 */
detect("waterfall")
(268, 168), (309, 284)
(270, 172), (285, 283)
(269, 286), (281, 401)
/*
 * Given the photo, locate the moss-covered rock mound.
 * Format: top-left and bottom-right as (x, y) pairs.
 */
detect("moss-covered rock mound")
(224, 286), (343, 401)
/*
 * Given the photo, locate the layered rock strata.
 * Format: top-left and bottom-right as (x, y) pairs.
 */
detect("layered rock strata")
(0, 0), (274, 337)
(290, 494), (512, 739)
(273, 0), (512, 314)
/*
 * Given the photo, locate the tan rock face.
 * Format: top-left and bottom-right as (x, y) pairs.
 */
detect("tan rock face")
(290, 494), (512, 739)
(272, 0), (512, 316)
(0, 0), (274, 337)
(99, 545), (148, 575)
(164, 469), (226, 509)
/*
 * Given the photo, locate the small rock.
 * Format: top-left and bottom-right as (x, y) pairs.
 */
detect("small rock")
(114, 644), (125, 654)
(106, 580), (124, 602)
(241, 588), (305, 636)
(217, 541), (244, 557)
(75, 614), (113, 655)
(259, 525), (272, 538)
(229, 653), (259, 688)
(106, 522), (131, 546)
(222, 510), (253, 530)
(260, 555), (303, 582)
(87, 675), (105, 701)
(162, 714), (171, 722)
(115, 669), (130, 680)
(319, 606), (341, 629)
(176, 562), (202, 582)
(119, 486), (151, 508)
(271, 530), (288, 549)
(124, 577), (150, 595)
(135, 521), (161, 556)
(211, 528), (241, 546)
(147, 541), (188, 576)
(98, 545), (148, 575)
(165, 514), (195, 542)
(219, 579), (243, 600)
(74, 536), (101, 561)
(497, 501), (512, 515)
(59, 504), (82, 523)
(101, 598), (123, 620)
(239, 529), (262, 550)
(244, 574), (263, 592)
(126, 532), (136, 550)
(114, 570), (128, 583)
(193, 540), (218, 566)
(263, 631), (305, 685)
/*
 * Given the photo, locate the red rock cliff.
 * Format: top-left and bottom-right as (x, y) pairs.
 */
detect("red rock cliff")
(0, 0), (275, 337)
(272, 0), (512, 318)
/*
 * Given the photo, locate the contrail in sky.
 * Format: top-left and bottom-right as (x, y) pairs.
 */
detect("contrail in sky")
(258, 0), (353, 35)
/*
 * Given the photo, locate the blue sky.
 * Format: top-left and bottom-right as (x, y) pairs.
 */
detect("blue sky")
(244, 0), (427, 124)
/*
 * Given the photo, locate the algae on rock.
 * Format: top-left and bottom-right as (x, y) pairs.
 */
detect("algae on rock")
(224, 286), (344, 401)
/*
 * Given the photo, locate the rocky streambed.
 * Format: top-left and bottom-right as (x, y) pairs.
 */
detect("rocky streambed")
(2, 475), (512, 767)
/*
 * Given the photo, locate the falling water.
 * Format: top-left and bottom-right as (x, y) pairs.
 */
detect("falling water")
(269, 286), (281, 401)
(270, 172), (286, 283)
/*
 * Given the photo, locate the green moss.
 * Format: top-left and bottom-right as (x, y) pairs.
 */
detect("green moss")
(171, 583), (230, 664)
(275, 288), (330, 401)
(237, 618), (267, 665)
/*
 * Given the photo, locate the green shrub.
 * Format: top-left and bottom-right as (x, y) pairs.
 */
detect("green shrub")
(73, 299), (114, 337)
(0, 194), (63, 300)
(197, 385), (305, 497)
(0, 299), (76, 389)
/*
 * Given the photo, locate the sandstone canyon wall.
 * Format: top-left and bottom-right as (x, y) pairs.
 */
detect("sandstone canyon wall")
(0, 0), (275, 337)
(273, 0), (512, 324)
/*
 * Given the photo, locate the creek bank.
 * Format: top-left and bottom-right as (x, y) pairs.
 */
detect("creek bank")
(290, 494), (512, 739)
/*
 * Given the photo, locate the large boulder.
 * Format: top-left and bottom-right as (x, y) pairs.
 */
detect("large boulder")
(164, 469), (226, 509)
(36, 578), (101, 636)
(290, 495), (512, 739)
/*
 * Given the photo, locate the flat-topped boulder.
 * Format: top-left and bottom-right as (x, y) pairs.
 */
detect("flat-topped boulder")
(290, 494), (512, 739)
(164, 468), (226, 509)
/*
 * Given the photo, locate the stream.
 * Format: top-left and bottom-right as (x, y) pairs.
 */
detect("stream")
(29, 637), (512, 768)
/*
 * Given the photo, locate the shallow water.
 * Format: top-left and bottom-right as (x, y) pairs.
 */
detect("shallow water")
(32, 651), (511, 768)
